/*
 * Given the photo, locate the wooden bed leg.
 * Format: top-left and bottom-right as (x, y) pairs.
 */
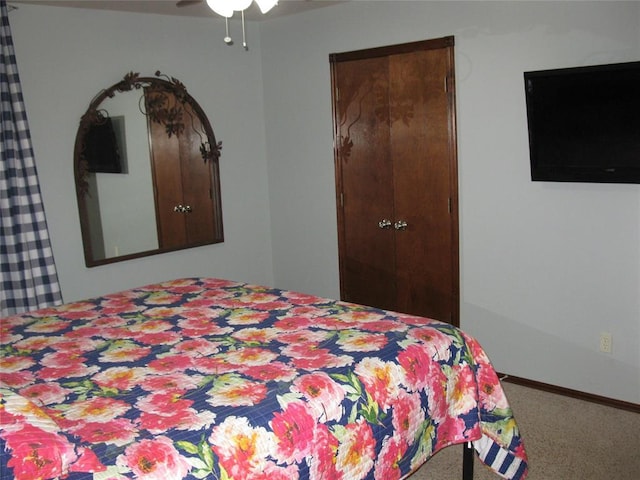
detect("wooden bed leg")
(462, 441), (474, 480)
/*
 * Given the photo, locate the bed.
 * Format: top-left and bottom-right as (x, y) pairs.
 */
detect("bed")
(0, 277), (528, 480)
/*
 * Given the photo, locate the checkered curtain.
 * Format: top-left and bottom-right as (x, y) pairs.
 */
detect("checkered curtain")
(0, 0), (62, 316)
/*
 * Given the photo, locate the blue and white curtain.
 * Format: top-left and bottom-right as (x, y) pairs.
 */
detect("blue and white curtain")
(0, 0), (62, 316)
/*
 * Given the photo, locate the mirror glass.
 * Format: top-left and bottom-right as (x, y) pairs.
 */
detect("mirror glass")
(75, 72), (223, 267)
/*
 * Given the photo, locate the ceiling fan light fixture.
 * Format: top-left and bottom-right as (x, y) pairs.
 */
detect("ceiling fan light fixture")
(230, 0), (253, 11)
(204, 0), (278, 49)
(255, 0), (278, 14)
(206, 0), (256, 17)
(206, 0), (233, 17)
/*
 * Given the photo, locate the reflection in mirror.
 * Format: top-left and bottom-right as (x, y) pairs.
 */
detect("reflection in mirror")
(85, 94), (157, 259)
(74, 72), (223, 267)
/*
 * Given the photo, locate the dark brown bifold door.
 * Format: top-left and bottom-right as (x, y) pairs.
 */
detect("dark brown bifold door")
(331, 37), (459, 325)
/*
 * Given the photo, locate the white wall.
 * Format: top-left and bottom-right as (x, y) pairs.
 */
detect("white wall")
(8, 1), (639, 404)
(10, 4), (275, 301)
(260, 1), (640, 403)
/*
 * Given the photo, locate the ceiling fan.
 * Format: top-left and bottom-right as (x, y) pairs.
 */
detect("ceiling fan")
(176, 0), (278, 16)
(176, 1), (279, 49)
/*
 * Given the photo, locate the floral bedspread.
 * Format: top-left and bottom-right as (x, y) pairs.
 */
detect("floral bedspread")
(0, 278), (528, 480)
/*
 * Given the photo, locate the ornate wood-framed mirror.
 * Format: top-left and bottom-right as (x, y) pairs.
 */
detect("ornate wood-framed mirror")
(74, 71), (223, 267)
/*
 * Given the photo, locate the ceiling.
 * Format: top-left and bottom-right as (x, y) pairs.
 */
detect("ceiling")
(9, 0), (344, 20)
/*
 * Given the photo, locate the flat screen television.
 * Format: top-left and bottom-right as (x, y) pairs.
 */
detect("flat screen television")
(85, 117), (123, 174)
(524, 61), (640, 184)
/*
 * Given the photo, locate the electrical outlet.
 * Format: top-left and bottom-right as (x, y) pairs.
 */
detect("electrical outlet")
(599, 332), (612, 353)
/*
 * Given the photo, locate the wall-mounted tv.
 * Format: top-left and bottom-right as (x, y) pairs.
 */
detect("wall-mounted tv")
(85, 116), (124, 174)
(524, 61), (640, 184)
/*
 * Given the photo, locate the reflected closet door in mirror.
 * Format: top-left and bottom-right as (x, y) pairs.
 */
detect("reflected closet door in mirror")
(74, 72), (223, 267)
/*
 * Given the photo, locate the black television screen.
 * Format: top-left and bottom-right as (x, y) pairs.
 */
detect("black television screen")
(524, 61), (640, 184)
(85, 117), (123, 174)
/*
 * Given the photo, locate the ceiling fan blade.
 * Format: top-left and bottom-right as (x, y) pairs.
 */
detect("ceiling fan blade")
(176, 0), (203, 7)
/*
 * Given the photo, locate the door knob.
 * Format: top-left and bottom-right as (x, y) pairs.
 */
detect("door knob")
(394, 220), (408, 230)
(174, 205), (193, 213)
(378, 219), (392, 229)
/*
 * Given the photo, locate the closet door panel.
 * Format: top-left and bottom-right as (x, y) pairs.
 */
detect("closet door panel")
(334, 57), (397, 310)
(390, 47), (455, 322)
(147, 107), (187, 249)
(180, 101), (216, 245)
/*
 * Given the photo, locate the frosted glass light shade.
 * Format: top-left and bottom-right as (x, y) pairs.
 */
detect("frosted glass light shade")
(206, 0), (252, 17)
(255, 0), (278, 14)
(206, 0), (233, 17)
(229, 0), (253, 10)
(206, 0), (277, 17)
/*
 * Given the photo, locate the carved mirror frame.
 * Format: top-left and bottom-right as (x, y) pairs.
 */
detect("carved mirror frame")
(74, 72), (223, 267)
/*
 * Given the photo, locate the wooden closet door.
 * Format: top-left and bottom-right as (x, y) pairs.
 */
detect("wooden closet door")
(147, 90), (218, 250)
(331, 37), (459, 325)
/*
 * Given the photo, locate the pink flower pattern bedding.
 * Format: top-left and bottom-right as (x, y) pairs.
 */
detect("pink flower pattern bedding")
(0, 278), (528, 479)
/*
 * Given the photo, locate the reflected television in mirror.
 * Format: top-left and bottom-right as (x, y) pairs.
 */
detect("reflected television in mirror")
(85, 116), (127, 174)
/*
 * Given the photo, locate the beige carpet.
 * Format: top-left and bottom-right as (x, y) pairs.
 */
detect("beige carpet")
(410, 382), (640, 479)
